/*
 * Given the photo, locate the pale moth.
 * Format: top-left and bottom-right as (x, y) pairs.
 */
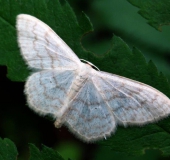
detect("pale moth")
(16, 14), (170, 142)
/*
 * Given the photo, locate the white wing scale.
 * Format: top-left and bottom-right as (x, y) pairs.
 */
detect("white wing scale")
(65, 79), (116, 141)
(92, 71), (170, 125)
(17, 14), (81, 70)
(25, 70), (77, 118)
(16, 14), (170, 142)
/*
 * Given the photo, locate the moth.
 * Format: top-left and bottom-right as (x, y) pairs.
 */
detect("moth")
(16, 14), (170, 142)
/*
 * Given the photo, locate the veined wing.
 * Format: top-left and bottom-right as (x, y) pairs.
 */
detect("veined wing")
(65, 76), (116, 142)
(16, 14), (81, 70)
(25, 69), (77, 119)
(92, 70), (170, 126)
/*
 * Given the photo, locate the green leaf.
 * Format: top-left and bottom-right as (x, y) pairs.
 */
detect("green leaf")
(127, 0), (170, 31)
(1, 0), (170, 157)
(0, 138), (18, 160)
(29, 144), (65, 160)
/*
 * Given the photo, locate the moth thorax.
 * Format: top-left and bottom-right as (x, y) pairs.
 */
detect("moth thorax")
(68, 63), (90, 101)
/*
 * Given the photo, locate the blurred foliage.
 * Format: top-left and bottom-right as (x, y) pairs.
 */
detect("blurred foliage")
(0, 138), (18, 160)
(128, 0), (170, 31)
(0, 139), (66, 160)
(0, 0), (170, 160)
